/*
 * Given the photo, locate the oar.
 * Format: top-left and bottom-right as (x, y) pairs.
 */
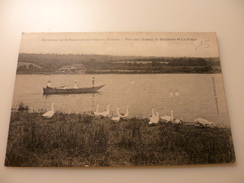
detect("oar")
(54, 85), (66, 89)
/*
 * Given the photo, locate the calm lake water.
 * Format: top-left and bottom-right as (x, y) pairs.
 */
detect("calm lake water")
(12, 74), (230, 126)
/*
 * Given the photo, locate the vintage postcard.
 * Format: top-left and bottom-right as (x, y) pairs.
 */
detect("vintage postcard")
(5, 32), (235, 167)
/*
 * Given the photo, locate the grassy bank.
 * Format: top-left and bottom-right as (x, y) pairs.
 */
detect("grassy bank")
(5, 111), (235, 167)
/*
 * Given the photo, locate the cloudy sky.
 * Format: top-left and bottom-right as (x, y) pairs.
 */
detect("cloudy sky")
(19, 32), (219, 58)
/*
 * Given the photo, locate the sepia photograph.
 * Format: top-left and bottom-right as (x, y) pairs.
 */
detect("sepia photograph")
(5, 32), (235, 167)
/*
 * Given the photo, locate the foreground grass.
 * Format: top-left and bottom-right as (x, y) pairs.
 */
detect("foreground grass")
(5, 111), (235, 167)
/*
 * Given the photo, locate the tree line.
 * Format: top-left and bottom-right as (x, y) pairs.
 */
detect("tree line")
(17, 53), (221, 74)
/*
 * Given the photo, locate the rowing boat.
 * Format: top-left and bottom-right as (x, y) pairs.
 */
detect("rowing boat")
(43, 84), (105, 95)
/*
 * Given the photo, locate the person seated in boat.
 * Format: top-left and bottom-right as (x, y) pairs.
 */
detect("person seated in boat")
(46, 81), (51, 88)
(63, 84), (68, 89)
(74, 81), (78, 89)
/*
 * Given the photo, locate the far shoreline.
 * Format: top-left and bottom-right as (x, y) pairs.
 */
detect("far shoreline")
(16, 72), (222, 75)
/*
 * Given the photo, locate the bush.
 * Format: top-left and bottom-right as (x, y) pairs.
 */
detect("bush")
(18, 102), (29, 112)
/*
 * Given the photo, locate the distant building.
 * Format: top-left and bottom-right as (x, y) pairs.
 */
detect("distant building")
(112, 61), (169, 65)
(57, 64), (86, 73)
(112, 61), (152, 64)
(159, 61), (169, 64)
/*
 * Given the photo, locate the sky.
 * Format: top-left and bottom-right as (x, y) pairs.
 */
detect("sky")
(19, 32), (220, 58)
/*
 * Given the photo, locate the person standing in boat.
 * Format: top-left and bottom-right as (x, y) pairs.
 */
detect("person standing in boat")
(92, 77), (95, 87)
(46, 81), (51, 88)
(74, 80), (78, 89)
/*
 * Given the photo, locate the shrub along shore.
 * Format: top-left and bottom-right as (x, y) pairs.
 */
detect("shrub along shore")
(5, 111), (235, 167)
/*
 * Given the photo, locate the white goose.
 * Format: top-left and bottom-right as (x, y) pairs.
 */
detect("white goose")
(111, 108), (121, 122)
(194, 118), (216, 127)
(150, 107), (155, 117)
(42, 103), (55, 118)
(100, 104), (111, 118)
(174, 118), (183, 124)
(149, 112), (159, 124)
(169, 93), (174, 98)
(119, 106), (129, 119)
(160, 110), (174, 123)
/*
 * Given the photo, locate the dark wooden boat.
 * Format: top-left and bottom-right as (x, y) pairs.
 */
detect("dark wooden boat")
(43, 84), (105, 95)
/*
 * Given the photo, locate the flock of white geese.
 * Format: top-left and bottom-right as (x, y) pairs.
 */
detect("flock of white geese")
(42, 103), (217, 127)
(94, 105), (129, 122)
(148, 107), (216, 127)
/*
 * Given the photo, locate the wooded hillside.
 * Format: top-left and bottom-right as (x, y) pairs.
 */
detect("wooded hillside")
(17, 53), (221, 74)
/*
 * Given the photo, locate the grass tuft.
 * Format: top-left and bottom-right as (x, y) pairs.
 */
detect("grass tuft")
(17, 102), (29, 112)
